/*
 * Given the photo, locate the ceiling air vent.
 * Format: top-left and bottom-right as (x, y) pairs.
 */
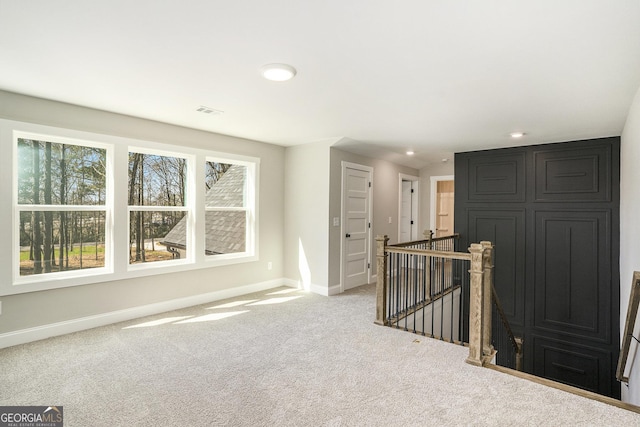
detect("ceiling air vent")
(196, 106), (224, 115)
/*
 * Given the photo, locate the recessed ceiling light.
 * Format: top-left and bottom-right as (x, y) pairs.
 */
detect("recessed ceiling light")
(406, 151), (414, 155)
(261, 63), (297, 82)
(442, 158), (449, 163)
(510, 132), (525, 138)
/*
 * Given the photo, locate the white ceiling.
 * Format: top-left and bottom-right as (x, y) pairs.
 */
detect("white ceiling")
(1, 1), (639, 168)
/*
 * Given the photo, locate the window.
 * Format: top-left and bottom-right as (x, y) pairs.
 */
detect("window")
(128, 150), (189, 265)
(203, 161), (249, 257)
(5, 121), (259, 295)
(15, 134), (110, 279)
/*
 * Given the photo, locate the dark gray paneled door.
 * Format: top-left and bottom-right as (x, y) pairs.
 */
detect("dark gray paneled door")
(455, 137), (620, 398)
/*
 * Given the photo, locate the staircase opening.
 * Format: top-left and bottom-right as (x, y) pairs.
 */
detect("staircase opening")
(375, 233), (523, 371)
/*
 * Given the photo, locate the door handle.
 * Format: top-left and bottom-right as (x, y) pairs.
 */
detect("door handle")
(345, 233), (351, 238)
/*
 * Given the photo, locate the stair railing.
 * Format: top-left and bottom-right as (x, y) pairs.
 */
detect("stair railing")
(375, 234), (495, 367)
(491, 284), (524, 371)
(617, 271), (640, 383)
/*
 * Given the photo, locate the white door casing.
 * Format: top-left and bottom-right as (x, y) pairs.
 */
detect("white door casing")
(436, 180), (454, 237)
(430, 175), (455, 237)
(341, 162), (372, 292)
(398, 174), (419, 243)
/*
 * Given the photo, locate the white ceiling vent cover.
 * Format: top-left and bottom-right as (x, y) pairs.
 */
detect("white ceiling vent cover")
(196, 106), (224, 115)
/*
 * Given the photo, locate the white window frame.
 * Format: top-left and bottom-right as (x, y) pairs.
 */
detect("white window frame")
(12, 130), (114, 287)
(127, 146), (194, 271)
(0, 119), (259, 297)
(203, 157), (258, 263)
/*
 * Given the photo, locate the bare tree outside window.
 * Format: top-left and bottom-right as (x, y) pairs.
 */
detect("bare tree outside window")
(10, 127), (258, 295)
(128, 152), (187, 264)
(17, 139), (107, 276)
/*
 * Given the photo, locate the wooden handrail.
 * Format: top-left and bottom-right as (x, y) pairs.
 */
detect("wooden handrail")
(375, 234), (469, 326)
(391, 233), (460, 248)
(375, 234), (494, 368)
(617, 271), (640, 383)
(384, 246), (472, 261)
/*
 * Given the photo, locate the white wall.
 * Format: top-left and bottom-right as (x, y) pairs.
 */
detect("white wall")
(283, 140), (332, 294)
(620, 84), (640, 404)
(0, 90), (285, 336)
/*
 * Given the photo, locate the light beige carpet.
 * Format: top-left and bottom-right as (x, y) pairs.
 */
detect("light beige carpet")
(1, 284), (639, 426)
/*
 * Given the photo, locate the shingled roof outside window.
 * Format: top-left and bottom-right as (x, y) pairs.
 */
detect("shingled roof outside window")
(161, 165), (246, 256)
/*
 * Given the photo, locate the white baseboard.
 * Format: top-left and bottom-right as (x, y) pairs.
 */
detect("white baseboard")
(327, 284), (342, 296)
(282, 278), (334, 296)
(0, 278), (286, 350)
(282, 278), (301, 289)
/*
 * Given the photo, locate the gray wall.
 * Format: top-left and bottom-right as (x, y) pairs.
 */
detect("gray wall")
(282, 143), (419, 294)
(0, 90), (285, 334)
(283, 140), (332, 293)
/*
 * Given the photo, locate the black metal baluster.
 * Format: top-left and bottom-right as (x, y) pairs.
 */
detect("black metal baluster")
(390, 251), (394, 323)
(403, 252), (407, 331)
(430, 254), (435, 338)
(394, 252), (399, 323)
(440, 257), (445, 340)
(388, 252), (393, 323)
(413, 253), (419, 333)
(422, 254), (426, 336)
(450, 257), (455, 343)
(462, 259), (468, 345)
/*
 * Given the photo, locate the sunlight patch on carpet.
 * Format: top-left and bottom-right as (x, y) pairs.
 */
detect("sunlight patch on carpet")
(266, 288), (301, 295)
(247, 296), (303, 306)
(174, 311), (249, 324)
(123, 316), (193, 329)
(207, 300), (258, 309)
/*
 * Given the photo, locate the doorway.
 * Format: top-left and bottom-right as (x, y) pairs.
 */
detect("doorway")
(341, 162), (373, 292)
(398, 174), (419, 243)
(430, 175), (455, 237)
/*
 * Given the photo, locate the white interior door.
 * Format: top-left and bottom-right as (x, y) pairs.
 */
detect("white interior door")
(400, 180), (418, 242)
(342, 164), (372, 291)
